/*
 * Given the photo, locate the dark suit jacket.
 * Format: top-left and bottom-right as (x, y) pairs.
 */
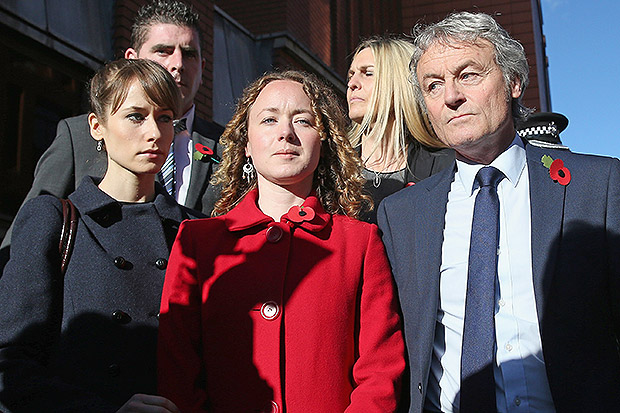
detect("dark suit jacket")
(377, 141), (620, 412)
(0, 177), (204, 412)
(1, 114), (222, 255)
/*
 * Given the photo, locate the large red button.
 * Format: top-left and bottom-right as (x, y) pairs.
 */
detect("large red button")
(266, 225), (283, 243)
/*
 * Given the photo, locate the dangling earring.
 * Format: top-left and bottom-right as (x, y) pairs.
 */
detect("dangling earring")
(317, 163), (327, 186)
(96, 140), (104, 152)
(242, 157), (255, 183)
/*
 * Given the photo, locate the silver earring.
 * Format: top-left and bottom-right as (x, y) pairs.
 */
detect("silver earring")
(96, 140), (104, 152)
(242, 157), (255, 183)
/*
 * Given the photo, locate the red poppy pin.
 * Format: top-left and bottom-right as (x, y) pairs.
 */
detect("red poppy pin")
(541, 155), (571, 186)
(193, 143), (220, 163)
(287, 205), (315, 223)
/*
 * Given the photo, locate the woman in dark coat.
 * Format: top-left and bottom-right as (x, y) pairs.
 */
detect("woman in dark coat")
(0, 59), (199, 412)
(347, 36), (454, 223)
(158, 71), (405, 412)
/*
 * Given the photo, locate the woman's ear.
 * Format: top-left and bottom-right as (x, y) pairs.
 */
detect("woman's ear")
(245, 143), (251, 158)
(88, 112), (104, 143)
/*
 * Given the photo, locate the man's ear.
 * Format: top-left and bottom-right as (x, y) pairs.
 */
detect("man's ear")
(510, 78), (522, 99)
(88, 112), (104, 142)
(125, 48), (138, 59)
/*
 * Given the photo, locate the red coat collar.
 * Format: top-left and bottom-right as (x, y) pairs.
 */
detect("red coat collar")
(225, 188), (331, 233)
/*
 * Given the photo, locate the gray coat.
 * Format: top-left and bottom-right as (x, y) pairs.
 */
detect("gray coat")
(0, 177), (204, 412)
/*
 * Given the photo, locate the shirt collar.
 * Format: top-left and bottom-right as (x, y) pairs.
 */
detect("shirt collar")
(455, 134), (527, 195)
(225, 188), (331, 233)
(179, 105), (195, 136)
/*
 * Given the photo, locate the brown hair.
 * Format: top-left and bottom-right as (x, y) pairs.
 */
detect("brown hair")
(212, 70), (371, 218)
(89, 58), (181, 122)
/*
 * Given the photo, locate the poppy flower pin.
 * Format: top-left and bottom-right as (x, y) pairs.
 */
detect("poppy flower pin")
(541, 155), (571, 186)
(287, 205), (315, 223)
(193, 143), (220, 163)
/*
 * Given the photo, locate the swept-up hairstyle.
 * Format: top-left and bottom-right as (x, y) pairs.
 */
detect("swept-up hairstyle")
(347, 36), (445, 166)
(212, 70), (371, 218)
(409, 11), (532, 123)
(89, 58), (181, 121)
(131, 0), (202, 53)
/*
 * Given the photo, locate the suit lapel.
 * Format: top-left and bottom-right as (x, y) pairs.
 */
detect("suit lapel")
(413, 163), (454, 382)
(526, 144), (566, 323)
(416, 164), (455, 292)
(185, 118), (220, 209)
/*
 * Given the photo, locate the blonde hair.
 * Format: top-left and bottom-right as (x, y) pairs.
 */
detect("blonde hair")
(212, 70), (371, 218)
(348, 36), (445, 164)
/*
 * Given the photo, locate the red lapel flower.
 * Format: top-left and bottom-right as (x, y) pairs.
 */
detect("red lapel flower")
(193, 143), (220, 163)
(541, 155), (571, 186)
(287, 205), (316, 223)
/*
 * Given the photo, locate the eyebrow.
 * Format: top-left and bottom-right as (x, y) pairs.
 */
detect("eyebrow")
(258, 107), (313, 116)
(421, 59), (482, 81)
(149, 43), (199, 53)
(349, 64), (374, 73)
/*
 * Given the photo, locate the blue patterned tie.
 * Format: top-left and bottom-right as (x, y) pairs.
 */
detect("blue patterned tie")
(460, 166), (504, 412)
(158, 118), (186, 197)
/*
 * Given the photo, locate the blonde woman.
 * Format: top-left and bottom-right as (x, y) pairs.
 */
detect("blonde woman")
(347, 36), (454, 223)
(158, 71), (404, 412)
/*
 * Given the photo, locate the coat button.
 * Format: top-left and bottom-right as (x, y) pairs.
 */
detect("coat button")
(155, 258), (167, 270)
(112, 310), (131, 324)
(270, 401), (279, 413)
(114, 256), (127, 269)
(265, 226), (283, 243)
(260, 301), (280, 320)
(108, 363), (120, 377)
(418, 382), (423, 393)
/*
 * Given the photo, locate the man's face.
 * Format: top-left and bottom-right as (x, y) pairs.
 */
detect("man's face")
(126, 23), (205, 115)
(416, 39), (521, 161)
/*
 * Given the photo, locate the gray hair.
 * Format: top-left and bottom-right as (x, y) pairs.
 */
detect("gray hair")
(409, 11), (532, 122)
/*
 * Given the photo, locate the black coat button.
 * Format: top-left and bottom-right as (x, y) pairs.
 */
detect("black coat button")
(108, 363), (120, 377)
(112, 310), (131, 324)
(155, 258), (167, 270)
(266, 226), (283, 243)
(418, 382), (423, 393)
(114, 256), (127, 269)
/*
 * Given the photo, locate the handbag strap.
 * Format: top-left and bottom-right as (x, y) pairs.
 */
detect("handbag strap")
(58, 198), (78, 275)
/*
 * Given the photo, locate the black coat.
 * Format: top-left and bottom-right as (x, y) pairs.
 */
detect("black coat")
(361, 142), (454, 223)
(0, 177), (203, 412)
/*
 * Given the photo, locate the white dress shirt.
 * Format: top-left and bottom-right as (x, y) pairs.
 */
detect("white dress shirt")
(425, 136), (555, 412)
(173, 106), (195, 206)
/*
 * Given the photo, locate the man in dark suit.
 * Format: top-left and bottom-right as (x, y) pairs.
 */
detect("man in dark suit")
(1, 0), (223, 260)
(378, 12), (620, 413)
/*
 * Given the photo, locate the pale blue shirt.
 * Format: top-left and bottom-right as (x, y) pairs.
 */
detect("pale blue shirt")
(174, 106), (195, 206)
(425, 136), (555, 412)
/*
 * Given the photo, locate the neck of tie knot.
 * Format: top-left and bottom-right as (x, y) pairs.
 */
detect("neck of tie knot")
(174, 118), (188, 135)
(476, 166), (504, 189)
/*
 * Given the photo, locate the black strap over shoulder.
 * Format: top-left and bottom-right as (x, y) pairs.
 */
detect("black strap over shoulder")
(58, 199), (78, 275)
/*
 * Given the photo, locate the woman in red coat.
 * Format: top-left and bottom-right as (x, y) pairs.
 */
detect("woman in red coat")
(158, 71), (405, 412)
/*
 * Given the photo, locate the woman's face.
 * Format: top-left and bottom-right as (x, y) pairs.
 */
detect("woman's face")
(246, 80), (322, 194)
(347, 47), (376, 124)
(89, 79), (175, 177)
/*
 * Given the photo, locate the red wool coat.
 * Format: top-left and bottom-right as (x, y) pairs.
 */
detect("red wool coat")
(158, 189), (405, 412)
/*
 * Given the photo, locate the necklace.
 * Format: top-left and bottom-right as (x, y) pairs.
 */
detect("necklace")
(363, 167), (407, 188)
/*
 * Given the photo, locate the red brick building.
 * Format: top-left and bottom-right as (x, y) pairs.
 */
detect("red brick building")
(0, 0), (549, 231)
